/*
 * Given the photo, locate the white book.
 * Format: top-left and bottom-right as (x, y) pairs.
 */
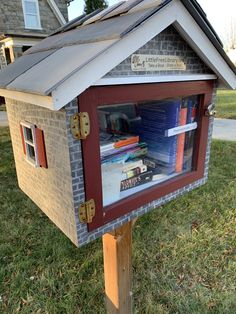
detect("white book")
(122, 159), (143, 172)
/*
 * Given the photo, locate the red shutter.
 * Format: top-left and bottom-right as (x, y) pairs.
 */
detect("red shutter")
(20, 124), (26, 155)
(35, 127), (48, 168)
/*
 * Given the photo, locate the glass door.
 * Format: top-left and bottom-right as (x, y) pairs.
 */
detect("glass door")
(79, 81), (214, 230)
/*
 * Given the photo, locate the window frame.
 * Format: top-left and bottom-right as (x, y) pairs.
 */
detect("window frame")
(79, 81), (214, 231)
(20, 121), (39, 167)
(22, 0), (42, 30)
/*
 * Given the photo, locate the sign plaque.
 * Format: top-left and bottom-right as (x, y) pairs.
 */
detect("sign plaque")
(131, 54), (186, 71)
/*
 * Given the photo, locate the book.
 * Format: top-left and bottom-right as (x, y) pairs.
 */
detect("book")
(120, 171), (153, 191)
(126, 165), (147, 178)
(143, 156), (159, 169)
(176, 107), (187, 172)
(122, 159), (143, 172)
(138, 99), (181, 173)
(101, 142), (138, 158)
(100, 142), (115, 152)
(144, 156), (177, 175)
(152, 173), (168, 181)
(100, 134), (140, 153)
(101, 143), (147, 164)
(128, 147), (148, 160)
(183, 98), (197, 171)
(114, 135), (139, 148)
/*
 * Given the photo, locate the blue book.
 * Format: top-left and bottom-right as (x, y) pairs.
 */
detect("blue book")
(183, 98), (196, 171)
(186, 99), (193, 124)
(138, 99), (181, 172)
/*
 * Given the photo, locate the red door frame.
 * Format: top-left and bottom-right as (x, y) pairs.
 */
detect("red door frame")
(79, 81), (214, 231)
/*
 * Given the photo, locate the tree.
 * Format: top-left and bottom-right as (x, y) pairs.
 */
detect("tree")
(84, 0), (108, 15)
(225, 18), (236, 51)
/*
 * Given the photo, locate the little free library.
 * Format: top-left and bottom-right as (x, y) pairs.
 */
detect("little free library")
(0, 0), (236, 248)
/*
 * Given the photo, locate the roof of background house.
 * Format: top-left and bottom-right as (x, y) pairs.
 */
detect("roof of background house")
(0, 0), (235, 110)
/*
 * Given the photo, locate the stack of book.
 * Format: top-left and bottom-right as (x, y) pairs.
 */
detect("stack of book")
(100, 134), (148, 164)
(100, 133), (162, 192)
(138, 99), (181, 174)
(99, 96), (199, 201)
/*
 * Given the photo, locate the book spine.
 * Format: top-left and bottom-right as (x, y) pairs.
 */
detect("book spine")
(100, 143), (115, 152)
(122, 159), (143, 172)
(126, 165), (147, 178)
(120, 171), (153, 191)
(183, 99), (196, 171)
(143, 157), (159, 169)
(101, 142), (139, 157)
(176, 107), (187, 172)
(167, 100), (180, 167)
(114, 136), (139, 148)
(129, 147), (148, 159)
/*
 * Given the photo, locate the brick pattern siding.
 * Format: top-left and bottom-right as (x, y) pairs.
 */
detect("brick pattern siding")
(6, 99), (78, 245)
(105, 26), (212, 78)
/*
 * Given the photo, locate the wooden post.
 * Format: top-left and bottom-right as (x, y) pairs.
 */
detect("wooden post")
(102, 221), (133, 314)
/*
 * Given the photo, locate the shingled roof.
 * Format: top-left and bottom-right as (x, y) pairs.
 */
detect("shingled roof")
(0, 0), (235, 110)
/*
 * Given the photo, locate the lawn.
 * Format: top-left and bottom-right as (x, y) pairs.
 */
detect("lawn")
(216, 90), (236, 119)
(0, 127), (236, 313)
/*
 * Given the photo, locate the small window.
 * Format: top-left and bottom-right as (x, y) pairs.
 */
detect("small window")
(20, 122), (39, 166)
(22, 0), (41, 30)
(20, 122), (48, 168)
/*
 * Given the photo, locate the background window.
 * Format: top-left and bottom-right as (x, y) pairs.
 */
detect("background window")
(22, 0), (41, 29)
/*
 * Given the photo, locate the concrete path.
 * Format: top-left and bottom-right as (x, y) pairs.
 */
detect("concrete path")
(212, 118), (236, 141)
(0, 111), (236, 141)
(0, 111), (8, 127)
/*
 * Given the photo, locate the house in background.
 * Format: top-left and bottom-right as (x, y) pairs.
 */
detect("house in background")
(0, 0), (69, 69)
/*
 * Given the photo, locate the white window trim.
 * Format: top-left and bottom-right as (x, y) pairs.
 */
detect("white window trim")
(47, 0), (66, 26)
(20, 121), (39, 167)
(22, 0), (42, 30)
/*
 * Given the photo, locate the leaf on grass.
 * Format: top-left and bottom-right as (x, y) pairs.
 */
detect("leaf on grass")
(191, 220), (200, 232)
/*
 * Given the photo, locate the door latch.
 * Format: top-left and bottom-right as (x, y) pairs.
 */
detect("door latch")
(205, 104), (216, 117)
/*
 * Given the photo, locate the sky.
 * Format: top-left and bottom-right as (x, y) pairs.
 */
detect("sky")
(68, 0), (236, 47)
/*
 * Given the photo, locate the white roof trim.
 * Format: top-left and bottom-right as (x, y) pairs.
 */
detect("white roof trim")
(3, 0), (235, 110)
(51, 0), (235, 110)
(52, 1), (177, 110)
(0, 89), (53, 109)
(47, 0), (66, 26)
(173, 1), (236, 90)
(93, 74), (218, 86)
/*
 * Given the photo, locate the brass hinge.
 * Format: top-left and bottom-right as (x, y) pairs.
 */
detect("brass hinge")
(70, 112), (90, 140)
(79, 199), (95, 224)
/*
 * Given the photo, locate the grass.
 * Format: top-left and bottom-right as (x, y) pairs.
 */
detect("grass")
(216, 90), (236, 119)
(0, 126), (236, 313)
